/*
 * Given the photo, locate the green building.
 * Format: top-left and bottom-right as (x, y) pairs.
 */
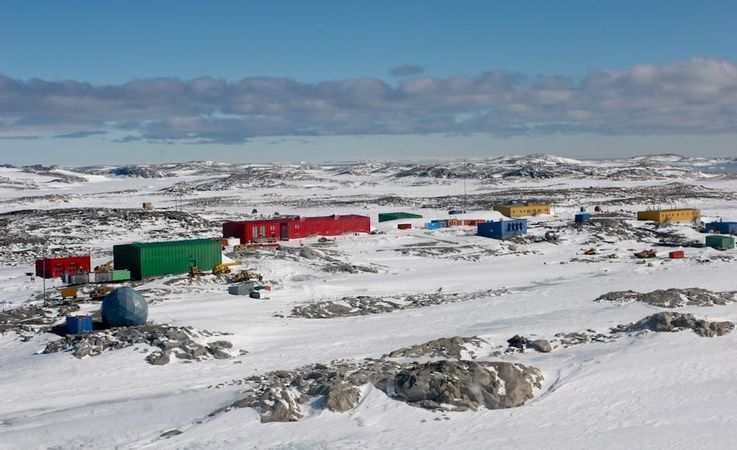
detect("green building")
(378, 212), (423, 222)
(705, 235), (735, 251)
(113, 239), (222, 280)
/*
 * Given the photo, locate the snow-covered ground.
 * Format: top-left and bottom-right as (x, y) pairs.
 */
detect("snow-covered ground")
(1, 155), (737, 449)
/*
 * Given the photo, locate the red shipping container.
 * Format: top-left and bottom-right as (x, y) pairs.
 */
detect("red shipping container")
(35, 255), (91, 278)
(397, 223), (412, 230)
(669, 250), (685, 259)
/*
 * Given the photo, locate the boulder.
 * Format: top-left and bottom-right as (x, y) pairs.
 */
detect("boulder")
(324, 384), (361, 413)
(372, 360), (542, 411)
(529, 339), (552, 353)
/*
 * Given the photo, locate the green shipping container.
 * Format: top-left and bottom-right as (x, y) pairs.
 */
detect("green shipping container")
(378, 212), (423, 222)
(113, 239), (222, 280)
(705, 235), (735, 251)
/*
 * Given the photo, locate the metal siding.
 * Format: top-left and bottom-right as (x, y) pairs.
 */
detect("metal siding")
(111, 270), (131, 281)
(228, 215), (370, 241)
(114, 244), (142, 280)
(66, 315), (93, 334)
(115, 240), (221, 280)
(706, 222), (737, 234)
(36, 256), (91, 278)
(478, 219), (527, 239)
(706, 235), (735, 250)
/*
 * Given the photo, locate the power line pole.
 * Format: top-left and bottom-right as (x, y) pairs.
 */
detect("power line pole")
(463, 176), (467, 213)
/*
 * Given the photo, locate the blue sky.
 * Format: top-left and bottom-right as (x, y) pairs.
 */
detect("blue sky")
(1, 0), (736, 165)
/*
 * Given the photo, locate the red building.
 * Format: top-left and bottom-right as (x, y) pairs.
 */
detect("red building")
(35, 256), (91, 278)
(223, 215), (371, 243)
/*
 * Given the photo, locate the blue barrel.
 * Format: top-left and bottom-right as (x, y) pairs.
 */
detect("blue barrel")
(66, 315), (93, 334)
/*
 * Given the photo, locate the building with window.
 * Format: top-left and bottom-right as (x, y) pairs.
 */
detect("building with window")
(493, 202), (550, 218)
(477, 218), (528, 240)
(223, 214), (370, 243)
(636, 208), (700, 223)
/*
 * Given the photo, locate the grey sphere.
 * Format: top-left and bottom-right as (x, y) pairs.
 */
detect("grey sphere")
(101, 287), (148, 327)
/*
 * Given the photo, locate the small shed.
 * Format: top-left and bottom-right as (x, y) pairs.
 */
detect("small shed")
(66, 315), (93, 334)
(669, 250), (685, 259)
(477, 219), (528, 240)
(35, 256), (91, 279)
(705, 221), (737, 235)
(705, 235), (735, 251)
(425, 222), (442, 230)
(397, 223), (412, 230)
(575, 213), (592, 223)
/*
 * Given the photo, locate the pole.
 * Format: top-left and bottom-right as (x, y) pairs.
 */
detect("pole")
(463, 177), (468, 213)
(42, 255), (46, 307)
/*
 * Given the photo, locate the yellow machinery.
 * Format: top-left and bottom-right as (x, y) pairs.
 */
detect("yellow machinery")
(634, 249), (657, 259)
(90, 286), (113, 301)
(212, 261), (242, 276)
(60, 287), (78, 300)
(230, 270), (263, 283)
(94, 260), (113, 272)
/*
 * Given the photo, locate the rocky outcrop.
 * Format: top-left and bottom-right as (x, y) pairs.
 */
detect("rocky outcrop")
(373, 360), (542, 411)
(613, 312), (734, 337)
(506, 335), (553, 353)
(218, 358), (543, 422)
(43, 324), (237, 364)
(290, 288), (508, 319)
(386, 336), (488, 359)
(596, 288), (737, 308)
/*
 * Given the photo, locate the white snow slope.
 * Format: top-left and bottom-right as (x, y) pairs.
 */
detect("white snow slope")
(1, 157), (737, 449)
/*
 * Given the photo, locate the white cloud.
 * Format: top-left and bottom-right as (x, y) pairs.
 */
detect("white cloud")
(1, 58), (736, 143)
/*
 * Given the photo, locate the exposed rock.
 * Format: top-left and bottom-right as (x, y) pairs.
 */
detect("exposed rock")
(321, 263), (378, 274)
(232, 387), (304, 423)
(43, 324), (237, 364)
(298, 247), (321, 260)
(146, 351), (171, 366)
(372, 360), (542, 411)
(529, 339), (552, 353)
(159, 429), (183, 439)
(507, 335), (529, 349)
(552, 331), (618, 348)
(386, 336), (488, 359)
(0, 303), (76, 337)
(614, 312), (734, 337)
(290, 288), (508, 319)
(324, 384), (361, 413)
(217, 357), (543, 422)
(596, 288), (737, 308)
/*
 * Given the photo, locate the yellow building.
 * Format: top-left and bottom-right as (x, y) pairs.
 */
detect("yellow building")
(494, 202), (550, 218)
(636, 208), (700, 223)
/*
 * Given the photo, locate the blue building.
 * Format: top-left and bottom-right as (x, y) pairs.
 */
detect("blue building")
(575, 213), (591, 223)
(705, 221), (737, 235)
(477, 219), (528, 240)
(66, 315), (93, 334)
